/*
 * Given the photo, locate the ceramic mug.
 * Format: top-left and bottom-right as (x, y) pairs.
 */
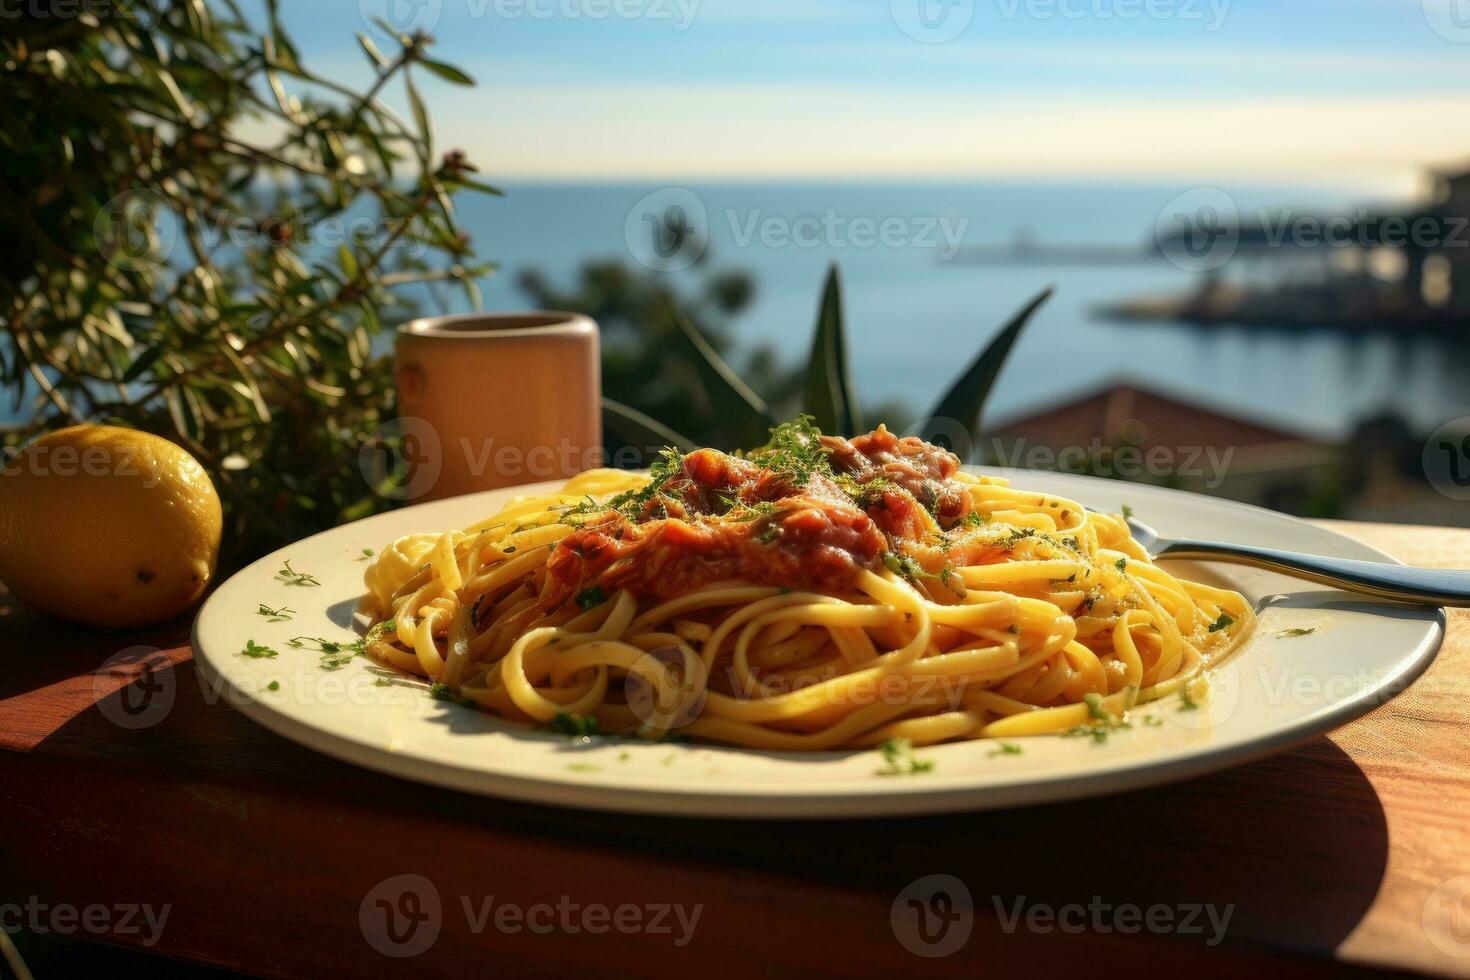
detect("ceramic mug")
(394, 312), (601, 500)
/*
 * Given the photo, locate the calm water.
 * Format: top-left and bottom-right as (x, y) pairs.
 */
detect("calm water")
(464, 181), (1467, 441)
(11, 181), (1466, 439)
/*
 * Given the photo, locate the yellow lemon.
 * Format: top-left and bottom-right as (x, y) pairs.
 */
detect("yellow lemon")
(0, 425), (223, 628)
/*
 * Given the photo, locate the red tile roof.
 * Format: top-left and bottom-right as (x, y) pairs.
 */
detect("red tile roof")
(988, 381), (1323, 452)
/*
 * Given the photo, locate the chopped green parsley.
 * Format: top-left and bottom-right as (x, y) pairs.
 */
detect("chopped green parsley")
(876, 738), (935, 776)
(240, 639), (279, 659)
(256, 603), (295, 622)
(1004, 527), (1037, 547)
(589, 448), (687, 523)
(1063, 688), (1137, 743)
(882, 552), (951, 583)
(287, 635), (363, 670)
(748, 415), (832, 486)
(274, 560), (320, 587)
(428, 683), (475, 708)
(551, 713), (601, 740)
(1178, 681), (1201, 711)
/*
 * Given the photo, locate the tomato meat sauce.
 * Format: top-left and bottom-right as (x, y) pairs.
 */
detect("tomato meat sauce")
(547, 428), (976, 602)
(820, 425), (973, 530)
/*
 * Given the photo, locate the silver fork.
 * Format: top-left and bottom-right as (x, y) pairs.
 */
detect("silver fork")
(1125, 516), (1470, 608)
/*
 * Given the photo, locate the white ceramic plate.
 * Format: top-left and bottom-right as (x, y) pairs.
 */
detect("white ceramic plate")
(193, 470), (1445, 819)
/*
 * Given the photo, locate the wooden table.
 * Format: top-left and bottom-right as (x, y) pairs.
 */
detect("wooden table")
(2, 520), (1467, 979)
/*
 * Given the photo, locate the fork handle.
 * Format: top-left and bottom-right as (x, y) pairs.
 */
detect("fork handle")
(1156, 539), (1470, 607)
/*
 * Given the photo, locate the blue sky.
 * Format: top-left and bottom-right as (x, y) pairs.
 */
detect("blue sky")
(270, 0), (1470, 191)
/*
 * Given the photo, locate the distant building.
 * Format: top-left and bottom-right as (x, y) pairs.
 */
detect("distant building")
(983, 380), (1339, 513)
(1110, 160), (1470, 331)
(1426, 163), (1470, 312)
(1435, 165), (1470, 216)
(983, 380), (1467, 527)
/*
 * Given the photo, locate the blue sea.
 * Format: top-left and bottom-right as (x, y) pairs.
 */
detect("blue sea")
(462, 181), (1468, 441)
(11, 180), (1468, 440)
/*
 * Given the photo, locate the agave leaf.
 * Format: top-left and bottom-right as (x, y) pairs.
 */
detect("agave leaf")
(803, 265), (861, 437)
(920, 287), (1054, 458)
(668, 303), (773, 449)
(603, 397), (698, 456)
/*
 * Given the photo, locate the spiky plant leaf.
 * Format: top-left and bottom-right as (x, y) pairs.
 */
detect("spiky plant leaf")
(603, 397), (698, 456)
(802, 265), (861, 437)
(919, 287), (1054, 459)
(668, 303), (774, 449)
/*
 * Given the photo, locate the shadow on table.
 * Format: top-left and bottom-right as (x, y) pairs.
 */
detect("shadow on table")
(38, 658), (1390, 961)
(0, 608), (193, 701)
(614, 735), (1390, 956)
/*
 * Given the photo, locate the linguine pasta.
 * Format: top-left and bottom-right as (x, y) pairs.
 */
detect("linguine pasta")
(359, 420), (1253, 750)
